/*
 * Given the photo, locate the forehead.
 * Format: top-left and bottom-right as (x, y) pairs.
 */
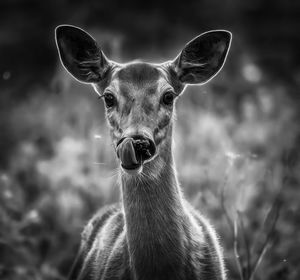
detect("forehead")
(108, 62), (171, 96)
(117, 63), (160, 85)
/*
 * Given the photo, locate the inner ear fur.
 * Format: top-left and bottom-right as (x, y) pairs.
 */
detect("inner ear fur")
(55, 25), (111, 84)
(172, 30), (232, 85)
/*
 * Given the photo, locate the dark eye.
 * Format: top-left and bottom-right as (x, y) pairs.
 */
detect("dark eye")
(162, 91), (175, 105)
(103, 93), (116, 108)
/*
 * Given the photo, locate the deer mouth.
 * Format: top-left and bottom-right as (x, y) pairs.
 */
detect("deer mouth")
(116, 136), (156, 175)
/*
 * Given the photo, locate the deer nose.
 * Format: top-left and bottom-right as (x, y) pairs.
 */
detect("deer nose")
(116, 135), (156, 169)
(131, 135), (156, 161)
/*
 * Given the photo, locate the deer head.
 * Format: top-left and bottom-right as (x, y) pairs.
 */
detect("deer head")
(55, 25), (231, 176)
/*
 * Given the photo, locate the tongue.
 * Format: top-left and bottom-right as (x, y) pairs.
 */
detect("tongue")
(117, 138), (140, 169)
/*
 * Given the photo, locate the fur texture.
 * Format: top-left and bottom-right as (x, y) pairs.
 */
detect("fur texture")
(55, 25), (231, 280)
(68, 127), (226, 280)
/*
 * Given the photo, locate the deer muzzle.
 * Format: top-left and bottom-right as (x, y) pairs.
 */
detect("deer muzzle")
(116, 135), (156, 173)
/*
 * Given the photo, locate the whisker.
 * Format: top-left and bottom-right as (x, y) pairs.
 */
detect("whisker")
(100, 167), (119, 180)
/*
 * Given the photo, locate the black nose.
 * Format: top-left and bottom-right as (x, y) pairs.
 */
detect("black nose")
(117, 135), (156, 165)
(131, 135), (156, 161)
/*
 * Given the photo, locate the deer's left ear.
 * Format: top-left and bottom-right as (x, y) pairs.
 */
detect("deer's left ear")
(171, 30), (232, 85)
(55, 25), (111, 84)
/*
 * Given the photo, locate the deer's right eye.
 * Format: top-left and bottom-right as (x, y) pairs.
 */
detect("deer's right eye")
(103, 93), (116, 108)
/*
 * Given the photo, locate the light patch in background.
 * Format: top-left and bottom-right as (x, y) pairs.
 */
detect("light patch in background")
(174, 83), (294, 219)
(3, 70), (11, 80)
(36, 135), (116, 198)
(242, 63), (262, 83)
(37, 137), (87, 187)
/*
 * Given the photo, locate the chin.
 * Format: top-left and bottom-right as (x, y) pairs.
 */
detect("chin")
(121, 164), (143, 176)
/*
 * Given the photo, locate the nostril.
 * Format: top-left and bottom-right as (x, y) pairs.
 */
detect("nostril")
(132, 136), (156, 161)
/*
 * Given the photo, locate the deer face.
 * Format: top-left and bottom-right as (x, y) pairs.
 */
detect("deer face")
(96, 63), (177, 174)
(55, 25), (231, 175)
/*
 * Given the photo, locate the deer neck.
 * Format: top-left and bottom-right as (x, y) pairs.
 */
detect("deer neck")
(120, 127), (187, 278)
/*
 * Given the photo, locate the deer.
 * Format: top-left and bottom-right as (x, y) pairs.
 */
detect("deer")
(55, 24), (232, 280)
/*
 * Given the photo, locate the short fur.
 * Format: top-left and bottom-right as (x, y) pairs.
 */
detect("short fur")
(55, 25), (232, 280)
(68, 129), (226, 280)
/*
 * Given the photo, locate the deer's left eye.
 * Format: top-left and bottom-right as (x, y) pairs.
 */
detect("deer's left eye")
(103, 93), (116, 108)
(162, 91), (175, 106)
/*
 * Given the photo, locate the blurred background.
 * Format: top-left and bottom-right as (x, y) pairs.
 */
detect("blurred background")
(0, 0), (299, 279)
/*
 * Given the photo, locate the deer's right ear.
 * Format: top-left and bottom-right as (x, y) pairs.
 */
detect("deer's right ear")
(55, 25), (111, 84)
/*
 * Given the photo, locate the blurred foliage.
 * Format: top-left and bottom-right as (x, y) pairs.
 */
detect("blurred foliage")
(0, 0), (300, 279)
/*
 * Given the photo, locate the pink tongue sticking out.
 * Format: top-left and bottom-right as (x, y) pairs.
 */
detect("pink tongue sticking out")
(117, 138), (139, 169)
